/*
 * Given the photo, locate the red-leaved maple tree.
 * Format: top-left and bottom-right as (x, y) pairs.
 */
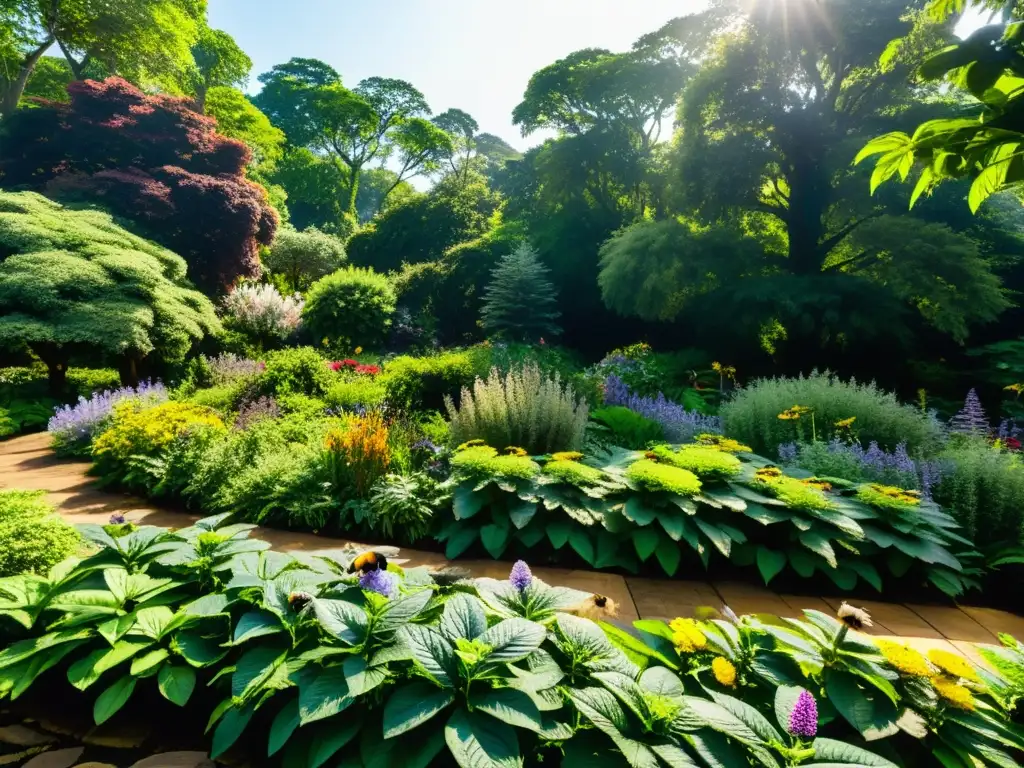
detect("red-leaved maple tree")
(0, 77), (278, 293)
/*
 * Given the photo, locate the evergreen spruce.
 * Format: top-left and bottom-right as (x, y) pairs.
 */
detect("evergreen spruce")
(480, 244), (561, 341)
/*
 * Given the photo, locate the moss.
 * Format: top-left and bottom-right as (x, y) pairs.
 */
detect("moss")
(856, 483), (921, 512)
(543, 459), (606, 487)
(752, 467), (835, 511)
(626, 459), (702, 496)
(651, 445), (741, 480)
(451, 445), (540, 480)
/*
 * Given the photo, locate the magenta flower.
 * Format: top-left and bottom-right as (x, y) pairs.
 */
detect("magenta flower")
(509, 560), (533, 592)
(787, 690), (818, 739)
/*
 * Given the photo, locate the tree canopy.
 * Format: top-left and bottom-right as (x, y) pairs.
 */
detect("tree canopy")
(0, 191), (219, 389)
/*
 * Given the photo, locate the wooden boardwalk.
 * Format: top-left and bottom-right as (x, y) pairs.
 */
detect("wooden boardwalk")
(3, 432), (1022, 664)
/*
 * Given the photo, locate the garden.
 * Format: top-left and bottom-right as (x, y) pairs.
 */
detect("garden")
(2, 0), (1024, 764)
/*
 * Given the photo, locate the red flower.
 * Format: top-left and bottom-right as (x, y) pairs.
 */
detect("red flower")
(1006, 437), (1021, 451)
(355, 364), (381, 376)
(328, 361), (343, 371)
(342, 359), (358, 367)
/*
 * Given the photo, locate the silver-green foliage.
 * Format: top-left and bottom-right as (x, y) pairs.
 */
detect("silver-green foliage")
(480, 244), (561, 341)
(368, 472), (447, 543)
(0, 191), (220, 362)
(446, 363), (589, 453)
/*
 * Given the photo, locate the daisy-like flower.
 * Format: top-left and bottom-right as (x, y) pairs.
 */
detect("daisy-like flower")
(932, 676), (976, 710)
(877, 640), (932, 678)
(509, 560), (533, 592)
(927, 649), (979, 682)
(787, 690), (818, 739)
(834, 416), (857, 429)
(359, 568), (396, 598)
(837, 602), (873, 631)
(711, 657), (737, 687)
(669, 618), (707, 653)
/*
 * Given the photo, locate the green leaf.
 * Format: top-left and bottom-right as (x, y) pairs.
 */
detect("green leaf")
(94, 675), (136, 725)
(811, 737), (898, 767)
(157, 664), (196, 706)
(440, 593), (488, 643)
(478, 618), (547, 662)
(211, 704), (255, 759)
(401, 624), (457, 687)
(756, 547), (787, 585)
(299, 664), (353, 725)
(854, 132), (912, 164)
(445, 709), (521, 768)
(655, 538), (681, 576)
(708, 690), (783, 745)
(312, 598), (369, 645)
(232, 645), (285, 700)
(799, 531), (837, 568)
(454, 486), (486, 520)
(694, 519), (731, 557)
(68, 638), (153, 690)
(633, 528), (660, 561)
(546, 518), (571, 549)
(480, 523), (511, 559)
(682, 696), (761, 745)
(174, 630), (228, 668)
(268, 697), (300, 756)
(624, 497), (656, 526)
(508, 499), (537, 529)
(308, 713), (363, 768)
(375, 588), (433, 635)
(446, 526), (479, 558)
(233, 609), (284, 644)
(825, 670), (899, 741)
(384, 681), (456, 738)
(129, 648), (169, 677)
(568, 528), (595, 564)
(569, 686), (660, 768)
(473, 687), (544, 731)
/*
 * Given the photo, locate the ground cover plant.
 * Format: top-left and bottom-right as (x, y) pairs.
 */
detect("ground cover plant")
(0, 490), (80, 577)
(0, 514), (1019, 767)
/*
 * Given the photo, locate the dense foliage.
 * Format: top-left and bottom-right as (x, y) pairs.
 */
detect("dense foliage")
(303, 267), (397, 353)
(0, 489), (79, 577)
(0, 516), (1019, 767)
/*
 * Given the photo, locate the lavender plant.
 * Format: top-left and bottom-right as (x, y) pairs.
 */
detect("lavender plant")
(233, 396), (281, 430)
(603, 374), (721, 443)
(207, 353), (265, 386)
(949, 388), (990, 436)
(48, 380), (168, 456)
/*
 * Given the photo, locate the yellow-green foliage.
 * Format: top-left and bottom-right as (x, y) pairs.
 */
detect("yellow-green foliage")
(93, 402), (225, 462)
(0, 490), (80, 577)
(451, 445), (541, 480)
(626, 459), (702, 496)
(543, 459), (607, 487)
(856, 483), (922, 512)
(651, 445), (741, 480)
(752, 468), (835, 511)
(694, 434), (751, 453)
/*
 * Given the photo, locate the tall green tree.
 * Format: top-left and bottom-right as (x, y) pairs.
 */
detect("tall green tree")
(189, 26), (251, 113)
(0, 0), (204, 116)
(480, 244), (561, 341)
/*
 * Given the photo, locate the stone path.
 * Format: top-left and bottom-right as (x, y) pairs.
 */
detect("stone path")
(3, 432), (1023, 665)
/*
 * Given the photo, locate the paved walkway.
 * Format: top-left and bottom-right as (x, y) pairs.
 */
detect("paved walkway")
(2, 432), (1023, 665)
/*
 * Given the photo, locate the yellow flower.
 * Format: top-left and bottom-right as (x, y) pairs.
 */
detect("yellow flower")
(711, 657), (737, 687)
(695, 434), (751, 453)
(503, 446), (528, 457)
(1004, 383), (1024, 396)
(669, 618), (707, 653)
(834, 417), (856, 429)
(456, 439), (486, 451)
(777, 411), (800, 421)
(551, 451), (584, 461)
(801, 478), (833, 492)
(755, 466), (783, 479)
(927, 649), (979, 682)
(354, 346), (363, 354)
(932, 676), (975, 710)
(878, 641), (932, 678)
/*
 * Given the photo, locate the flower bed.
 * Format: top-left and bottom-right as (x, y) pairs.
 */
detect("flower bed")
(0, 516), (1019, 767)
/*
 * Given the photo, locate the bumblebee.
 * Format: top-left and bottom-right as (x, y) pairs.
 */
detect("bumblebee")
(348, 551), (388, 574)
(568, 594), (618, 621)
(288, 591), (314, 612)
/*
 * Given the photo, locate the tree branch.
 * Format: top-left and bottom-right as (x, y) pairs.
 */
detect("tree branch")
(818, 213), (881, 256)
(826, 248), (882, 273)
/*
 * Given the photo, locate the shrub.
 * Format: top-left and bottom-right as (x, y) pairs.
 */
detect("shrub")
(446, 364), (589, 454)
(603, 374), (721, 442)
(591, 405), (665, 449)
(324, 413), (392, 497)
(721, 371), (943, 457)
(367, 472), (446, 543)
(325, 379), (387, 412)
(0, 408), (16, 438)
(932, 437), (1024, 547)
(255, 347), (334, 398)
(187, 384), (241, 414)
(48, 380), (169, 457)
(380, 351), (476, 411)
(205, 353), (265, 387)
(221, 283), (304, 342)
(780, 438), (924, 491)
(261, 224), (347, 292)
(650, 444), (742, 481)
(303, 266), (397, 351)
(625, 458), (703, 495)
(0, 489), (80, 576)
(233, 396), (281, 430)
(66, 368), (121, 397)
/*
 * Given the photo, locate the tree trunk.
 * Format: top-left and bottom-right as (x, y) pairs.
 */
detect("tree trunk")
(0, 37), (55, 117)
(119, 356), (139, 388)
(195, 85), (207, 114)
(55, 37), (87, 80)
(33, 344), (69, 396)
(783, 135), (830, 275)
(345, 165), (361, 216)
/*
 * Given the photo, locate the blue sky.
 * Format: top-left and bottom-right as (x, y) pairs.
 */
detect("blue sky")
(207, 0), (703, 152)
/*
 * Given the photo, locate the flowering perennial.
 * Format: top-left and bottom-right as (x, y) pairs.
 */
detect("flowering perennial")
(603, 374), (722, 443)
(509, 560), (533, 591)
(48, 380), (168, 450)
(787, 690), (818, 738)
(359, 568), (396, 598)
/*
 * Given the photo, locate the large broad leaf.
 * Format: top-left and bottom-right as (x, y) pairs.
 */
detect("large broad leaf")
(478, 618), (546, 663)
(654, 538), (681, 576)
(440, 594), (488, 643)
(312, 598), (369, 645)
(211, 704), (255, 759)
(233, 609), (284, 645)
(682, 696), (761, 746)
(384, 681), (456, 738)
(825, 670), (899, 741)
(454, 486), (486, 520)
(307, 713), (364, 768)
(232, 645), (286, 700)
(401, 624), (458, 687)
(799, 531), (837, 569)
(447, 526), (479, 559)
(362, 722), (447, 768)
(375, 589), (432, 635)
(708, 690), (783, 744)
(480, 522), (511, 559)
(633, 528), (660, 562)
(568, 528), (595, 565)
(756, 547), (787, 585)
(68, 637), (154, 690)
(473, 687), (544, 732)
(444, 709), (521, 768)
(639, 667), (684, 699)
(268, 698), (300, 756)
(694, 519), (731, 557)
(157, 664), (196, 706)
(546, 518), (571, 549)
(93, 675), (136, 725)
(889, 536), (962, 571)
(175, 630), (228, 668)
(810, 737), (898, 767)
(624, 497), (657, 526)
(568, 687), (660, 768)
(298, 664), (353, 725)
(508, 498), (538, 529)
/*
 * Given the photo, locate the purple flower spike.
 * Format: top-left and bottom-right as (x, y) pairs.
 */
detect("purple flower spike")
(787, 690), (818, 739)
(109, 513), (126, 525)
(359, 569), (396, 598)
(509, 560), (533, 592)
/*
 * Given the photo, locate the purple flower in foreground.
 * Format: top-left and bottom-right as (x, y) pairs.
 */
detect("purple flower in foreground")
(359, 569), (396, 598)
(787, 690), (818, 739)
(109, 513), (126, 525)
(510, 560), (533, 592)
